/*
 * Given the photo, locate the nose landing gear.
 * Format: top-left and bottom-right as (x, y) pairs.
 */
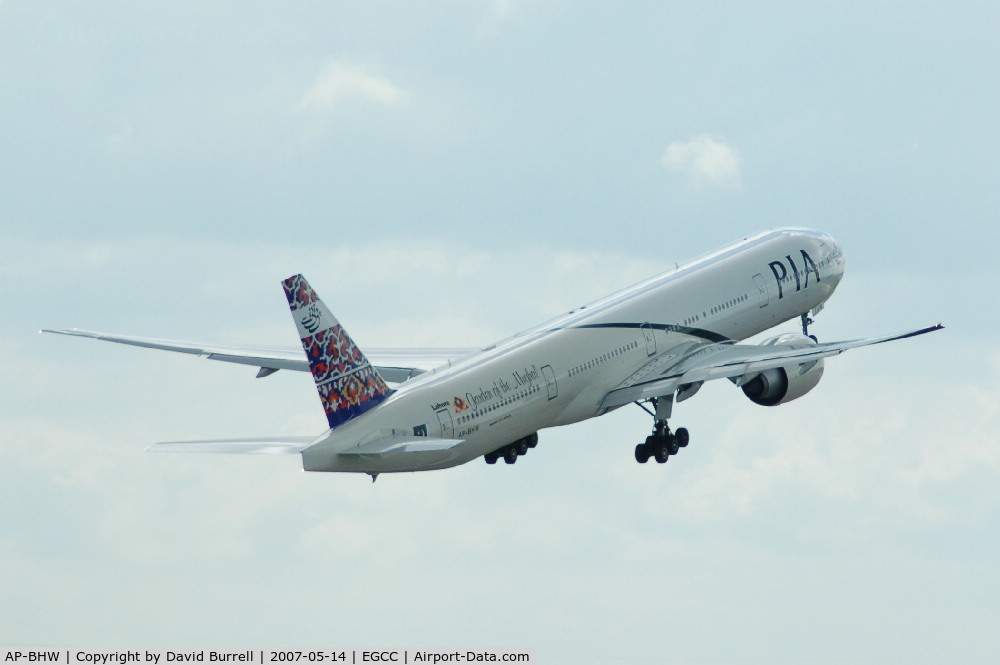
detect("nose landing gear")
(802, 312), (818, 342)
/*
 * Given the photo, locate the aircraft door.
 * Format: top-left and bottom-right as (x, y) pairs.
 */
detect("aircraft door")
(641, 322), (656, 356)
(753, 274), (769, 308)
(436, 409), (454, 439)
(541, 364), (558, 400)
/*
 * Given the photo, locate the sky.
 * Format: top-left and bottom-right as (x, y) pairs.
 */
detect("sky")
(2, 1), (999, 662)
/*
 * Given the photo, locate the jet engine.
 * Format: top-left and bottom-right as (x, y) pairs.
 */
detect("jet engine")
(741, 333), (825, 406)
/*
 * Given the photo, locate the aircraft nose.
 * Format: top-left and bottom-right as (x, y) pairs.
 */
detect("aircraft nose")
(833, 237), (846, 266)
(826, 237), (847, 285)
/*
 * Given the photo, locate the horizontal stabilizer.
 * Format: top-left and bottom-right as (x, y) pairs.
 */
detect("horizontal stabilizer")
(148, 436), (317, 454)
(339, 436), (466, 459)
(302, 434), (469, 472)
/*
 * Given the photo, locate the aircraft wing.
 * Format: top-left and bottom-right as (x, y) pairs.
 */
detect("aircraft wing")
(41, 328), (476, 382)
(602, 324), (944, 409)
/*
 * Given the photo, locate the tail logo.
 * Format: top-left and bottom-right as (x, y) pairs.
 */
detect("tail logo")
(301, 304), (322, 334)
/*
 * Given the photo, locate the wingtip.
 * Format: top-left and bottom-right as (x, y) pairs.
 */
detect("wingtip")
(898, 324), (945, 341)
(39, 328), (79, 337)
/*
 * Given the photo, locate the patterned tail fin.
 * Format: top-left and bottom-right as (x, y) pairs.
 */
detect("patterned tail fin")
(282, 274), (393, 429)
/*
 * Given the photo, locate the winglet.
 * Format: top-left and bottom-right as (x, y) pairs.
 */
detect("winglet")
(282, 274), (393, 429)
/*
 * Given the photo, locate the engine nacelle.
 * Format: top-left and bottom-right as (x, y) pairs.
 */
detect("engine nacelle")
(741, 333), (825, 406)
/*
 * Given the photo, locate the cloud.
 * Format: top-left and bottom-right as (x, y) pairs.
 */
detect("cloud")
(475, 0), (516, 38)
(297, 60), (411, 112)
(99, 120), (134, 149)
(661, 134), (742, 188)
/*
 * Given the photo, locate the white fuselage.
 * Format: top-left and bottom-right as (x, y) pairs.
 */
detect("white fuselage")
(302, 228), (846, 473)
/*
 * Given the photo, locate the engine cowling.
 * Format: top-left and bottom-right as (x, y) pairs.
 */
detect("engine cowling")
(741, 333), (825, 406)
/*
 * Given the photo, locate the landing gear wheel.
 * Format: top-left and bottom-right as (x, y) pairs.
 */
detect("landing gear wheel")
(675, 427), (689, 448)
(503, 446), (518, 464)
(654, 440), (670, 464)
(635, 443), (651, 464)
(516, 439), (529, 455)
(484, 451), (498, 464)
(527, 433), (538, 448)
(667, 436), (680, 456)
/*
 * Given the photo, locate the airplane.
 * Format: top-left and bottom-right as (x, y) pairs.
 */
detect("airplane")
(43, 228), (942, 480)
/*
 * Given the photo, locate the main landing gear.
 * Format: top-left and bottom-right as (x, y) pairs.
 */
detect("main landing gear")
(484, 433), (538, 465)
(634, 421), (689, 464)
(633, 395), (689, 465)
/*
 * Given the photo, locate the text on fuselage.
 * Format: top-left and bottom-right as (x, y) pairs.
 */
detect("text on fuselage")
(465, 365), (541, 411)
(768, 250), (820, 299)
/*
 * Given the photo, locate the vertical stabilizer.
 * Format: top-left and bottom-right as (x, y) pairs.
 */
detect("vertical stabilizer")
(282, 274), (393, 429)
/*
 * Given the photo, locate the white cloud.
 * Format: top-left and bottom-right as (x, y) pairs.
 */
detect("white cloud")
(475, 0), (516, 38)
(297, 60), (411, 112)
(99, 120), (134, 149)
(661, 134), (742, 188)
